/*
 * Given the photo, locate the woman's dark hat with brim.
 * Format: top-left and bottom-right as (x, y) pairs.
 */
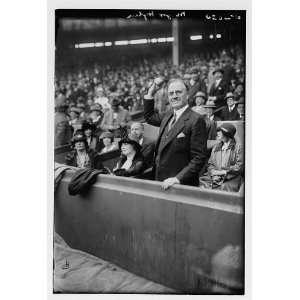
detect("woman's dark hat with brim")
(216, 123), (237, 139)
(71, 133), (87, 145)
(81, 121), (96, 132)
(119, 135), (141, 152)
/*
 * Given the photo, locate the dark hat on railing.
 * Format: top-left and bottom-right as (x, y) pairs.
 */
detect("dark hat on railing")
(217, 123), (237, 139)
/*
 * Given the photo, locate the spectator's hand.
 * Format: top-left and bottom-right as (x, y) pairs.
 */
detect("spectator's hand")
(146, 77), (164, 98)
(162, 177), (180, 190)
(211, 169), (227, 176)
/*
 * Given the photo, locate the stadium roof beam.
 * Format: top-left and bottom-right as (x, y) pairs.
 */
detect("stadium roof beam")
(172, 19), (182, 66)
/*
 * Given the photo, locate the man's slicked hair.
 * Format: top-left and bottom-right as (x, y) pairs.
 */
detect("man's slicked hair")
(167, 78), (190, 92)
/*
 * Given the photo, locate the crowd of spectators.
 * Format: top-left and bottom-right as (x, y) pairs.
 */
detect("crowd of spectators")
(55, 44), (245, 192)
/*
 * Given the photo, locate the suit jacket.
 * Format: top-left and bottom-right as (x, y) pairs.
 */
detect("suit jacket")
(220, 105), (241, 121)
(144, 99), (207, 186)
(141, 137), (155, 169)
(208, 79), (229, 108)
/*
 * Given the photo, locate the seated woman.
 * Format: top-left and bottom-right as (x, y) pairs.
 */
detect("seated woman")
(98, 131), (118, 154)
(82, 121), (98, 151)
(113, 135), (146, 177)
(65, 133), (103, 169)
(199, 123), (244, 192)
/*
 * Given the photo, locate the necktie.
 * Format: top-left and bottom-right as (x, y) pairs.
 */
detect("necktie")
(168, 114), (177, 131)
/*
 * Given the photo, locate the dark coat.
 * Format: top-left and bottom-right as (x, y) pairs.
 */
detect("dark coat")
(113, 153), (146, 177)
(65, 149), (103, 170)
(144, 99), (207, 186)
(141, 137), (155, 169)
(220, 105), (241, 121)
(55, 112), (73, 147)
(187, 79), (207, 107)
(208, 79), (229, 108)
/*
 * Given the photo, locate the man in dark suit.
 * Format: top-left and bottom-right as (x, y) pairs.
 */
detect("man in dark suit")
(144, 78), (207, 189)
(130, 122), (155, 169)
(207, 68), (229, 109)
(187, 67), (207, 106)
(220, 92), (241, 121)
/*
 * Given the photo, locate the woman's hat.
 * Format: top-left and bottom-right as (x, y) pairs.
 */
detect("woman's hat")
(81, 121), (96, 132)
(119, 134), (141, 152)
(217, 123), (237, 138)
(71, 133), (87, 145)
(99, 131), (114, 139)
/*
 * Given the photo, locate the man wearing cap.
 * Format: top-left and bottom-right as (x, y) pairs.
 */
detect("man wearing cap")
(144, 78), (207, 189)
(199, 123), (244, 192)
(202, 103), (222, 141)
(187, 67), (207, 107)
(220, 92), (241, 121)
(101, 98), (132, 133)
(55, 94), (73, 147)
(207, 68), (229, 109)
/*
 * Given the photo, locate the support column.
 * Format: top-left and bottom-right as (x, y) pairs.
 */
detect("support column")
(172, 19), (183, 66)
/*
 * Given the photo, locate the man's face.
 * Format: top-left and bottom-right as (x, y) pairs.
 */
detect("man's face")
(227, 97), (235, 107)
(167, 80), (188, 110)
(195, 96), (205, 106)
(121, 143), (134, 156)
(130, 123), (143, 139)
(84, 129), (92, 137)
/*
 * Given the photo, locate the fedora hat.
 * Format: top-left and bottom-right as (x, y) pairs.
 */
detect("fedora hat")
(225, 92), (235, 101)
(212, 68), (224, 75)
